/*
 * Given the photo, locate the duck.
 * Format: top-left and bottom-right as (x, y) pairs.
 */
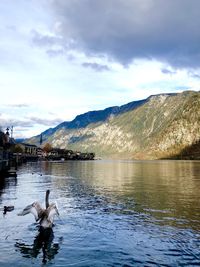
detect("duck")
(18, 190), (59, 228)
(3, 205), (14, 215)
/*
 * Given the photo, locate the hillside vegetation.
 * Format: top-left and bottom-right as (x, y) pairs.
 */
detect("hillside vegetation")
(28, 91), (200, 159)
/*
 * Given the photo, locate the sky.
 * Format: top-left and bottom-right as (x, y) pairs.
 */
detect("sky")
(0, 0), (200, 138)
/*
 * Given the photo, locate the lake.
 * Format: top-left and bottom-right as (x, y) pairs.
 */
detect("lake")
(0, 160), (200, 266)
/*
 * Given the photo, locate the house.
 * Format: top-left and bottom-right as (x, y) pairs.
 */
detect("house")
(37, 147), (44, 157)
(48, 150), (59, 157)
(19, 143), (38, 155)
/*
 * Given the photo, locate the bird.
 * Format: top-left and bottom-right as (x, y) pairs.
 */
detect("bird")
(3, 205), (14, 215)
(18, 190), (59, 229)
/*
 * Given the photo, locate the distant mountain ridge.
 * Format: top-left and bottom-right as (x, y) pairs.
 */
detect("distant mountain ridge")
(28, 91), (200, 159)
(32, 97), (149, 143)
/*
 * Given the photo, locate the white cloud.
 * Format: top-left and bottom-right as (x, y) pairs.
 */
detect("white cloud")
(0, 0), (199, 138)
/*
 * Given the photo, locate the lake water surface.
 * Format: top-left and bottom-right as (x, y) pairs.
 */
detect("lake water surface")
(0, 160), (200, 266)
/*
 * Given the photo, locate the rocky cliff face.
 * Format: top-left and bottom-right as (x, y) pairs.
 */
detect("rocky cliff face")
(28, 91), (200, 159)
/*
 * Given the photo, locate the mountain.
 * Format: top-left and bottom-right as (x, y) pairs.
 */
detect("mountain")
(15, 138), (25, 143)
(28, 98), (147, 143)
(28, 91), (200, 159)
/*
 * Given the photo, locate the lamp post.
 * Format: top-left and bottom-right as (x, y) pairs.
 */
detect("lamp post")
(11, 126), (13, 139)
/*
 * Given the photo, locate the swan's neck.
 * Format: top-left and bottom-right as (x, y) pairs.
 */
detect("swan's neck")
(45, 190), (50, 209)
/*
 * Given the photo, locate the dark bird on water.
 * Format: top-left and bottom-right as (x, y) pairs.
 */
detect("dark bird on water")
(3, 205), (14, 215)
(18, 190), (59, 228)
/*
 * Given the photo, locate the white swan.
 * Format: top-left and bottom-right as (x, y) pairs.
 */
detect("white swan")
(18, 190), (59, 228)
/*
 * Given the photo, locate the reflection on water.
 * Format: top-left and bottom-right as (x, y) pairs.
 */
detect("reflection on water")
(0, 176), (17, 202)
(15, 227), (61, 264)
(40, 160), (200, 230)
(0, 160), (200, 266)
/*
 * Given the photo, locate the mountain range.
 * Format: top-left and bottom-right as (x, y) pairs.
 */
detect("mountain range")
(27, 91), (200, 159)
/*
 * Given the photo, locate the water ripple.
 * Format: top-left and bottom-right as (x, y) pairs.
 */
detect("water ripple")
(1, 160), (200, 266)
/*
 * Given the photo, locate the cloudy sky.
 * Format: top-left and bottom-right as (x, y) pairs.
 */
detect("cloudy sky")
(0, 0), (200, 138)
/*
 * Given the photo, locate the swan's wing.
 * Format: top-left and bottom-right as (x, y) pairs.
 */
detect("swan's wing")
(47, 203), (59, 223)
(18, 202), (43, 221)
(18, 204), (39, 221)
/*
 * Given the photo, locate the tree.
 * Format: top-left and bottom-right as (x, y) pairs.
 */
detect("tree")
(43, 143), (52, 153)
(11, 144), (23, 153)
